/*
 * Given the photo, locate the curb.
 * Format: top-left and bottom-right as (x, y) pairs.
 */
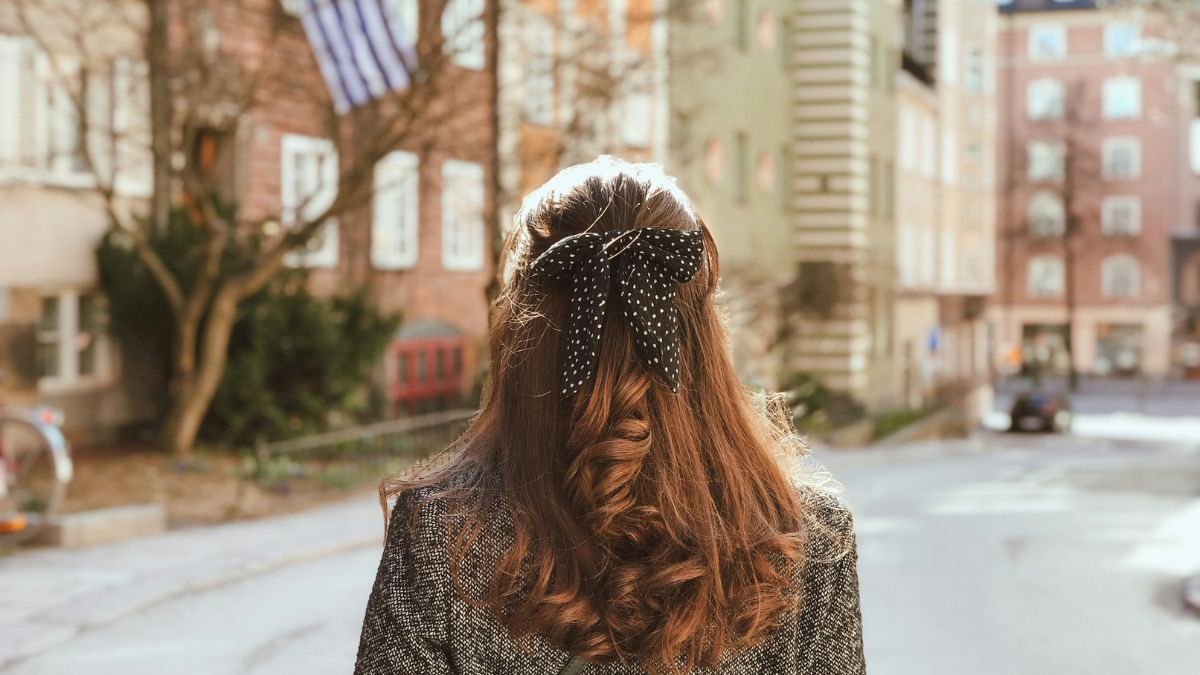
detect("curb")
(0, 535), (377, 669)
(0, 496), (382, 670)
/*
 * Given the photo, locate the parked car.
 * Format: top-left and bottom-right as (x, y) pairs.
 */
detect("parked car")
(1008, 393), (1072, 433)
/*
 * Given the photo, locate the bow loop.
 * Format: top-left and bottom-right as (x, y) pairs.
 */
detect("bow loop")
(529, 227), (705, 397)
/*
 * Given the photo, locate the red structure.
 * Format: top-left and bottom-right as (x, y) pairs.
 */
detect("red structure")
(388, 321), (468, 415)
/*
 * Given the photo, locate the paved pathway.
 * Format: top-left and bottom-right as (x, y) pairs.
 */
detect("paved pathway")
(3, 433), (1200, 674)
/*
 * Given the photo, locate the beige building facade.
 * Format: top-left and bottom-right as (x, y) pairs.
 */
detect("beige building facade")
(894, 0), (997, 419)
(787, 0), (902, 408)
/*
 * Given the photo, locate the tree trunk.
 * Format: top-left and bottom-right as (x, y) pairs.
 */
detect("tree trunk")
(1064, 234), (1079, 392)
(160, 289), (240, 458)
(147, 0), (172, 231)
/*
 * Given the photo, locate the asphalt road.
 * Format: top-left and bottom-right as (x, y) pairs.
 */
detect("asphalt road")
(7, 432), (1200, 674)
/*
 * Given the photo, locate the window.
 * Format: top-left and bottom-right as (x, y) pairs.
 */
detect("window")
(443, 0), (485, 70)
(1027, 78), (1065, 120)
(1028, 141), (1065, 181)
(1103, 137), (1141, 180)
(1028, 25), (1066, 61)
(705, 137), (723, 184)
(920, 116), (936, 178)
(620, 66), (652, 148)
(441, 159), (485, 270)
(756, 10), (775, 50)
(1101, 254), (1140, 298)
(281, 134), (339, 268)
(372, 150), (420, 270)
(1027, 255), (1065, 298)
(609, 0), (627, 46)
(1027, 190), (1065, 237)
(1101, 195), (1141, 236)
(899, 106), (917, 171)
(734, 132), (748, 204)
(735, 0), (749, 49)
(940, 229), (958, 288)
(964, 46), (985, 94)
(0, 37), (149, 192)
(940, 28), (958, 85)
(37, 289), (109, 387)
(1105, 22), (1139, 58)
(1103, 76), (1141, 119)
(522, 12), (554, 126)
(920, 226), (936, 286)
(1191, 118), (1200, 175)
(384, 0), (420, 48)
(705, 0), (724, 24)
(898, 224), (917, 286)
(941, 130), (957, 185)
(882, 159), (894, 220)
(779, 146), (791, 211)
(755, 149), (775, 193)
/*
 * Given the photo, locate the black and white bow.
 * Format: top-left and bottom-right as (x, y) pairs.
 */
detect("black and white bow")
(529, 227), (705, 397)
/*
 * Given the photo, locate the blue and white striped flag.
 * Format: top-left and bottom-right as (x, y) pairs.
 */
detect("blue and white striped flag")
(286, 0), (418, 113)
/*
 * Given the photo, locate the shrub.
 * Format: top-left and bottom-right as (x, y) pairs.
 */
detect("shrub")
(97, 210), (400, 449)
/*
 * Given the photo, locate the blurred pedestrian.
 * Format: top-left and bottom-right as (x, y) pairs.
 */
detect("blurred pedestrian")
(354, 157), (865, 674)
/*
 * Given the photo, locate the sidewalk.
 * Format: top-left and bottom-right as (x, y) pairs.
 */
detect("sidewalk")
(0, 493), (383, 669)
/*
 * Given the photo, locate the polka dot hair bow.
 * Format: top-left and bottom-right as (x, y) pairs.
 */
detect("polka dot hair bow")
(529, 227), (705, 398)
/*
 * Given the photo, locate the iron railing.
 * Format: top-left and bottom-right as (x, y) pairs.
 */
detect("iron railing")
(254, 408), (476, 464)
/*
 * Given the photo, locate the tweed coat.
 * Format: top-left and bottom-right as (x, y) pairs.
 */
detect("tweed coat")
(354, 475), (866, 675)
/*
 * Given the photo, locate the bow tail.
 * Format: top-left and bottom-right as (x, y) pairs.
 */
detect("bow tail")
(619, 255), (684, 392)
(559, 254), (612, 397)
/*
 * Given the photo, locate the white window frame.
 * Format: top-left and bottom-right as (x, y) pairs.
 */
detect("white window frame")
(1191, 118), (1200, 176)
(441, 158), (485, 271)
(522, 11), (555, 126)
(1102, 136), (1141, 181)
(964, 46), (985, 94)
(1028, 140), (1065, 182)
(37, 288), (112, 392)
(372, 150), (420, 270)
(383, 0), (420, 49)
(1028, 25), (1066, 62)
(443, 0), (485, 71)
(920, 116), (936, 178)
(1101, 195), (1141, 236)
(1103, 76), (1141, 120)
(940, 28), (959, 86)
(1105, 22), (1139, 59)
(1101, 254), (1141, 299)
(0, 35), (102, 190)
(621, 62), (652, 149)
(281, 133), (340, 269)
(941, 129), (957, 185)
(1027, 255), (1065, 298)
(1027, 77), (1065, 121)
(899, 105), (917, 171)
(1028, 189), (1065, 237)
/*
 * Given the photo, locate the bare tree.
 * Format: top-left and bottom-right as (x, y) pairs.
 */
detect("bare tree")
(11, 0), (485, 457)
(1101, 0), (1200, 60)
(1001, 80), (1103, 390)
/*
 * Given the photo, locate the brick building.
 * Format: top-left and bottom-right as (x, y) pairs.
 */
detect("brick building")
(995, 0), (1175, 377)
(243, 0), (497, 415)
(0, 0), (498, 439)
(1171, 61), (1200, 378)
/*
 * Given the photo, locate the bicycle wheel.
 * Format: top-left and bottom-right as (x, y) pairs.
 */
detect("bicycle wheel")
(0, 418), (69, 546)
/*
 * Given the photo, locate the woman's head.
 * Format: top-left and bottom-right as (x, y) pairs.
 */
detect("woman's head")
(393, 156), (812, 673)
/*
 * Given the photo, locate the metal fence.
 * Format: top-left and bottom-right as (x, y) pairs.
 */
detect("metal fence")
(254, 408), (477, 464)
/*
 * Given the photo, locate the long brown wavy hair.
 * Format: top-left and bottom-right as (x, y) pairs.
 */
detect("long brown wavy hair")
(384, 157), (818, 673)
